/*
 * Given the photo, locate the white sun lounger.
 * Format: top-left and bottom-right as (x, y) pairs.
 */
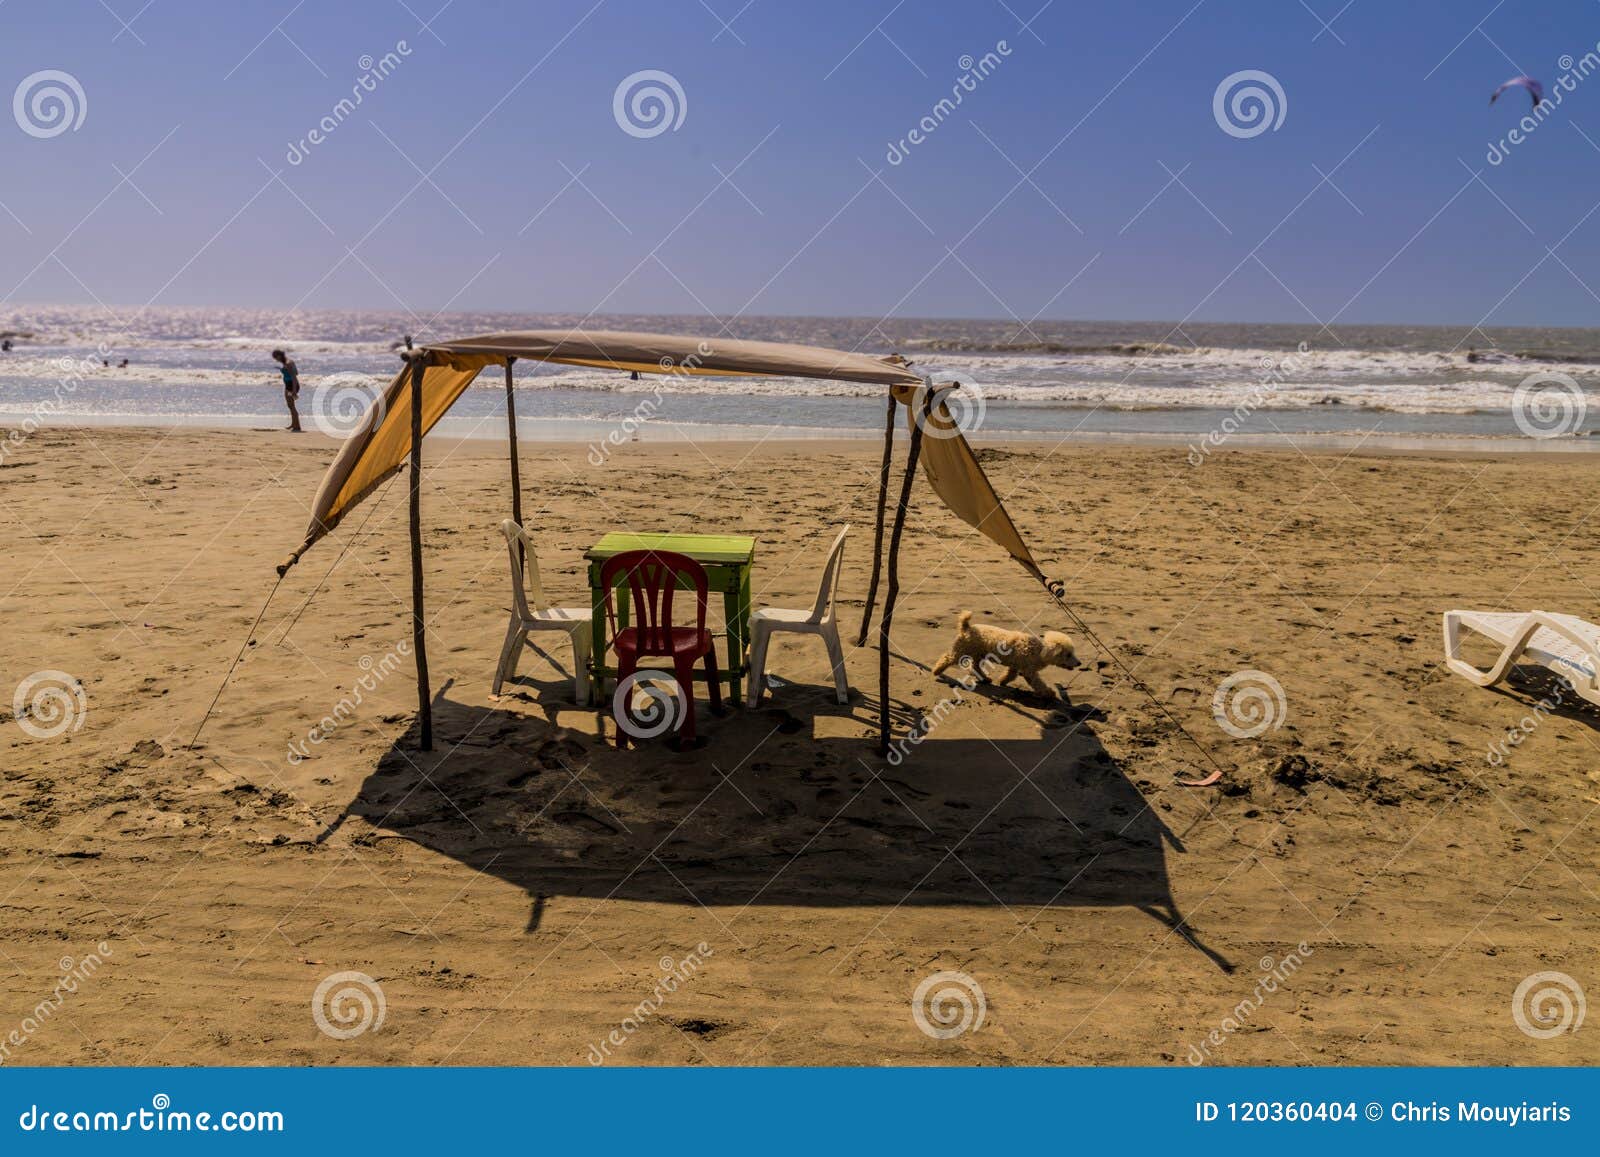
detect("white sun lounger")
(1442, 610), (1600, 705)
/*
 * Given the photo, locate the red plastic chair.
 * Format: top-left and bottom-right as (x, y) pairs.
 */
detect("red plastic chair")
(601, 549), (721, 748)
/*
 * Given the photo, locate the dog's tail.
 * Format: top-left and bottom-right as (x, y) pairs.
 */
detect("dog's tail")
(957, 610), (973, 631)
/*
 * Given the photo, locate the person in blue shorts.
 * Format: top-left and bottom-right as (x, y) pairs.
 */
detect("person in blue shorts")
(272, 349), (303, 432)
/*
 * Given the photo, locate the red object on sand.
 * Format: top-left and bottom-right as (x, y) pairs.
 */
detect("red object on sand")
(602, 550), (722, 748)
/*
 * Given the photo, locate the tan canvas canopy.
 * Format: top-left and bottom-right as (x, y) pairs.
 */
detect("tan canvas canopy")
(282, 330), (951, 566)
(277, 326), (1053, 755)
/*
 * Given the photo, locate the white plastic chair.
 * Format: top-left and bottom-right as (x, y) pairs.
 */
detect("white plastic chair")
(746, 524), (850, 708)
(1442, 609), (1600, 706)
(493, 519), (593, 705)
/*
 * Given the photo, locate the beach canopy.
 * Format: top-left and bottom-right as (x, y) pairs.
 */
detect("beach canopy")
(890, 381), (1038, 578)
(277, 326), (1047, 754)
(282, 329), (1036, 573)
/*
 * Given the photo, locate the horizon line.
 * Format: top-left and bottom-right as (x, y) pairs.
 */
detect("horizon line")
(0, 301), (1588, 336)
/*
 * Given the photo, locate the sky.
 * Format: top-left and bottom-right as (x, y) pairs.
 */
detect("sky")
(3, 0), (1600, 327)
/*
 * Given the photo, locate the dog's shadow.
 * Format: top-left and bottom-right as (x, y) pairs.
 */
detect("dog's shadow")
(323, 677), (1233, 973)
(914, 646), (1102, 725)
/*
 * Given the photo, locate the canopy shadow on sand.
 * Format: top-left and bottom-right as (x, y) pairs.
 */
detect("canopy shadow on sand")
(320, 681), (1233, 973)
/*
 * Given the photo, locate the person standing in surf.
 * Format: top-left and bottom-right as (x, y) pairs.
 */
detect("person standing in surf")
(272, 349), (303, 432)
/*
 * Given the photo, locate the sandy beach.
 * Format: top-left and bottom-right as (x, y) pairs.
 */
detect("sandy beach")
(2, 424), (1597, 1066)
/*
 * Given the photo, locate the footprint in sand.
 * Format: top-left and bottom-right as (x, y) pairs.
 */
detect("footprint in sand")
(666, 1017), (733, 1040)
(534, 736), (588, 770)
(763, 709), (805, 735)
(553, 810), (618, 836)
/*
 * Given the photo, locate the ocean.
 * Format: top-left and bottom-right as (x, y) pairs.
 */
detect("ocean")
(4, 305), (1600, 449)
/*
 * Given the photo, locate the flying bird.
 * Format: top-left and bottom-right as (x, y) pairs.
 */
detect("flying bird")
(1490, 75), (1544, 108)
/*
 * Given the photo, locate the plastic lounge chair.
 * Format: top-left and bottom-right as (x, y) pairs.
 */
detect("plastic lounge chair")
(602, 549), (721, 748)
(493, 519), (593, 705)
(1441, 609), (1600, 706)
(746, 524), (850, 709)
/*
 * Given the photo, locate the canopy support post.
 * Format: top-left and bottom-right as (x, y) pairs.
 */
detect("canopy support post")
(408, 355), (433, 751)
(504, 356), (524, 576)
(877, 392), (926, 757)
(856, 389), (897, 647)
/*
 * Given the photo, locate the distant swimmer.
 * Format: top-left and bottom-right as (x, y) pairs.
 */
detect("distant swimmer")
(272, 348), (303, 433)
(0, 339), (12, 352)
(118, 358), (128, 368)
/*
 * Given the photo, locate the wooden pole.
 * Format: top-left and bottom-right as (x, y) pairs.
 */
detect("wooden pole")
(856, 389), (897, 646)
(877, 390), (926, 756)
(504, 356), (524, 576)
(408, 355), (433, 751)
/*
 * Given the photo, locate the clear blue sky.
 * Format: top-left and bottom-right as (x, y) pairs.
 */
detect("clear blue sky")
(4, 0), (1599, 326)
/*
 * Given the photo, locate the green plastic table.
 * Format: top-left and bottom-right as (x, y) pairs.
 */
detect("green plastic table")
(583, 532), (756, 705)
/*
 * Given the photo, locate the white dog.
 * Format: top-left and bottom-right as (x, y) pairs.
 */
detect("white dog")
(930, 611), (1080, 697)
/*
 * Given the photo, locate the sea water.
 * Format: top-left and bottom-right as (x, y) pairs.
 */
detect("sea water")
(4, 305), (1599, 448)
